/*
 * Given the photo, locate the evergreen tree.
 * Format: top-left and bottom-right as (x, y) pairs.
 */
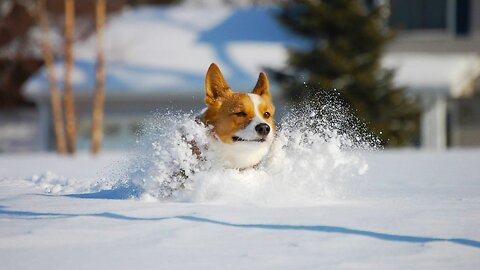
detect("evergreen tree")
(275, 0), (419, 146)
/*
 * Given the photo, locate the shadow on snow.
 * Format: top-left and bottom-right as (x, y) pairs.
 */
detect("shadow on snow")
(63, 187), (138, 200)
(0, 206), (479, 249)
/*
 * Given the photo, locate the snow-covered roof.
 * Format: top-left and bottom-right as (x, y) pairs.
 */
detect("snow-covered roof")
(24, 5), (480, 99)
(24, 6), (302, 97)
(383, 53), (480, 97)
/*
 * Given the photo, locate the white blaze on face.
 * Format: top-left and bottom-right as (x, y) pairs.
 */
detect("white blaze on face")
(233, 94), (272, 141)
(209, 93), (274, 169)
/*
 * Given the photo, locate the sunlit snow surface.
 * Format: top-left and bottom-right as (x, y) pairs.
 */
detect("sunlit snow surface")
(1, 102), (480, 269)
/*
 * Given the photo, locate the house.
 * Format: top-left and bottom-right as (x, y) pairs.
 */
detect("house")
(24, 2), (480, 151)
(383, 0), (480, 149)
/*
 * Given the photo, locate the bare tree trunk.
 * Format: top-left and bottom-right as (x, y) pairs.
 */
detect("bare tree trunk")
(38, 0), (67, 154)
(91, 0), (106, 154)
(64, 0), (77, 154)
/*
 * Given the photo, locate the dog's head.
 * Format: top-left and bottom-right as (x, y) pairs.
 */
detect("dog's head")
(202, 63), (275, 146)
(201, 63), (276, 168)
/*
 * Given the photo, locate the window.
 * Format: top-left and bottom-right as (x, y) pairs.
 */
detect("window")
(388, 0), (447, 30)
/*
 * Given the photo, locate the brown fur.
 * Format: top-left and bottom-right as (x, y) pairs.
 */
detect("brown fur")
(201, 63), (275, 143)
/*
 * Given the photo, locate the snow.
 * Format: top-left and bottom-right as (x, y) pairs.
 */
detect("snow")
(382, 53), (480, 97)
(24, 6), (301, 97)
(1, 149), (480, 269)
(1, 106), (480, 269)
(226, 43), (289, 79)
(106, 100), (377, 203)
(24, 5), (480, 99)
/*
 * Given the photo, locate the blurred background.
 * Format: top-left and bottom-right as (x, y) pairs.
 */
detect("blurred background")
(0, 0), (479, 154)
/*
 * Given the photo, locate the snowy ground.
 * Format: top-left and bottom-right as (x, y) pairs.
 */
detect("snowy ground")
(1, 150), (480, 269)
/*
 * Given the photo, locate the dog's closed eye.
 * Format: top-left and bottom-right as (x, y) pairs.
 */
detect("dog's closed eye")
(234, 111), (247, 117)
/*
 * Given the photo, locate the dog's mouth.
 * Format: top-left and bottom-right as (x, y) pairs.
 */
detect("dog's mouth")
(232, 136), (266, 143)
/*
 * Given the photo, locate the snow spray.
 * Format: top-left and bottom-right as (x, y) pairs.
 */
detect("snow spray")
(119, 92), (381, 205)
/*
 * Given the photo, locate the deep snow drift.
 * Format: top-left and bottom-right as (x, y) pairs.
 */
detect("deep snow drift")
(28, 97), (380, 205)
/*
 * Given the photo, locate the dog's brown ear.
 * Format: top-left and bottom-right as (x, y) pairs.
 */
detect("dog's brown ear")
(252, 72), (271, 100)
(205, 63), (231, 107)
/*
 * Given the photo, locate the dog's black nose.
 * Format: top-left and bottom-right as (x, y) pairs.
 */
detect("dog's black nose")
(255, 123), (270, 136)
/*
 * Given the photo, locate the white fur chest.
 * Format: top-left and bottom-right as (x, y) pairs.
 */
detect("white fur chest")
(208, 136), (272, 169)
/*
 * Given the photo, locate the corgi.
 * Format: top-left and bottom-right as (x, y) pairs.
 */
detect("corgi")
(198, 63), (275, 169)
